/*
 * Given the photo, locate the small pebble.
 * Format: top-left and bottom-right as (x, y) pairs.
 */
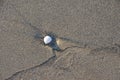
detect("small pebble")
(44, 35), (52, 44)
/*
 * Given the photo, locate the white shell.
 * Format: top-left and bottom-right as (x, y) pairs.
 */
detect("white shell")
(44, 36), (52, 44)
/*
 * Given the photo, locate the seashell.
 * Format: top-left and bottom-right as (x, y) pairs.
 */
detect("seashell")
(44, 36), (52, 44)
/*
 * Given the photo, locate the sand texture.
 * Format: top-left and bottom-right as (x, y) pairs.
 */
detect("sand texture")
(6, 46), (120, 80)
(0, 0), (120, 80)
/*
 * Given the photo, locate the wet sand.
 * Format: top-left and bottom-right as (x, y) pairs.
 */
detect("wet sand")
(0, 0), (120, 80)
(6, 46), (120, 80)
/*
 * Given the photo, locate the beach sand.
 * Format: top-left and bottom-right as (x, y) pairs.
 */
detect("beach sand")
(0, 0), (120, 80)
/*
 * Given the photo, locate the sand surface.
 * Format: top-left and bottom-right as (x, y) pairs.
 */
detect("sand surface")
(6, 46), (120, 80)
(0, 0), (120, 80)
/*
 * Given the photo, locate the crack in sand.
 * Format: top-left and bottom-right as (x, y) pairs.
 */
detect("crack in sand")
(5, 3), (120, 80)
(4, 4), (87, 80)
(6, 44), (120, 80)
(5, 46), (81, 80)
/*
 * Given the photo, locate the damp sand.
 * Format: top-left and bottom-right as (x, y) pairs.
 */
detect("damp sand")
(0, 0), (120, 80)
